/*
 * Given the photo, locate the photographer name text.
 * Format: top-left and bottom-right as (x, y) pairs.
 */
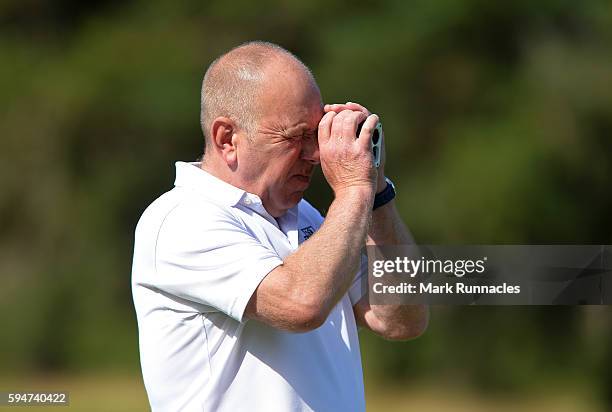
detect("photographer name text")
(370, 257), (521, 295)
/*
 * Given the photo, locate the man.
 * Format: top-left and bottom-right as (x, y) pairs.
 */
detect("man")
(132, 41), (428, 411)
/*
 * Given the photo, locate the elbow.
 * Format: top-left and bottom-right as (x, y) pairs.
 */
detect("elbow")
(246, 296), (328, 333)
(284, 288), (336, 332)
(279, 279), (339, 332)
(246, 267), (333, 333)
(289, 301), (329, 333)
(381, 306), (429, 341)
(384, 318), (428, 341)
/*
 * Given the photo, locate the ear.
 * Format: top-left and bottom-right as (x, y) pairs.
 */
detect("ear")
(210, 116), (239, 168)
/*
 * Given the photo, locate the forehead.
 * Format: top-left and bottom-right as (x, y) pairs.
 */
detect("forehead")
(256, 59), (323, 128)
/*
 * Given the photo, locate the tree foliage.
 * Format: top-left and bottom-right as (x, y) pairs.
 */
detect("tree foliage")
(1, 0), (611, 401)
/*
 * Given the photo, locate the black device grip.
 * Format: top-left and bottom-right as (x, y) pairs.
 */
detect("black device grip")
(356, 121), (381, 145)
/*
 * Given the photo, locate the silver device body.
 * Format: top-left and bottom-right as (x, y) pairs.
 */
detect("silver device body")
(357, 121), (383, 168)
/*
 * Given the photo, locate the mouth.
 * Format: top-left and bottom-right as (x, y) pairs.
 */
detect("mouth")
(291, 165), (315, 187)
(292, 174), (311, 184)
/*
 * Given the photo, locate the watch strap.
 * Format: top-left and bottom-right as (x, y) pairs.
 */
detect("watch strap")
(373, 177), (396, 210)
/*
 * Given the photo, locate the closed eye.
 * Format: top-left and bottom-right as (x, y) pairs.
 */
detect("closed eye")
(285, 132), (315, 142)
(302, 130), (317, 141)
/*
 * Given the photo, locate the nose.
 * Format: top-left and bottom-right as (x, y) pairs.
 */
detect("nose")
(301, 136), (320, 165)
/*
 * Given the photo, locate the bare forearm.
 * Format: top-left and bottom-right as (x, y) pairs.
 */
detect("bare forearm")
(366, 199), (429, 337)
(284, 188), (373, 315)
(367, 200), (414, 246)
(246, 108), (381, 331)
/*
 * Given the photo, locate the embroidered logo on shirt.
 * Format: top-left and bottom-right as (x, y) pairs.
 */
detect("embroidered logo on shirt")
(300, 226), (315, 240)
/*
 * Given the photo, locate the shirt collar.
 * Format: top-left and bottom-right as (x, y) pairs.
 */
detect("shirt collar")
(174, 161), (246, 207)
(173, 161), (300, 222)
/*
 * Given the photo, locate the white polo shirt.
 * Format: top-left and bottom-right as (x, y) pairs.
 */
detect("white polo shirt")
(132, 162), (366, 412)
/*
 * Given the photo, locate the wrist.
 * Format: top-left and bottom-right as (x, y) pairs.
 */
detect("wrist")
(376, 176), (387, 194)
(335, 185), (375, 204)
(375, 168), (387, 194)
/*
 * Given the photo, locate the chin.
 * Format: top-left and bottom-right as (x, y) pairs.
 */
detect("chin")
(284, 191), (305, 208)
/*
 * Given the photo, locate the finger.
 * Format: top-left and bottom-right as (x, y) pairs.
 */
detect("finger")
(317, 111), (337, 144)
(345, 101), (371, 116)
(324, 103), (349, 113)
(324, 102), (371, 117)
(330, 109), (352, 139)
(357, 114), (380, 151)
(342, 110), (367, 142)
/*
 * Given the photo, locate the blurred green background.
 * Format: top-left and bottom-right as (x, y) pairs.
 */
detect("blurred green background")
(1, 0), (611, 410)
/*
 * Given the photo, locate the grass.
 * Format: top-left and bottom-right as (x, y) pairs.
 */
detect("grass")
(366, 384), (602, 412)
(0, 373), (148, 412)
(0, 374), (602, 411)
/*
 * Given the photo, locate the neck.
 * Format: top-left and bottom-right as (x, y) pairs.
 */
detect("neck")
(200, 156), (236, 186)
(201, 157), (290, 217)
(201, 156), (263, 201)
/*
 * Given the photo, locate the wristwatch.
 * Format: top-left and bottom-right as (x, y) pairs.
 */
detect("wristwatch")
(373, 177), (396, 210)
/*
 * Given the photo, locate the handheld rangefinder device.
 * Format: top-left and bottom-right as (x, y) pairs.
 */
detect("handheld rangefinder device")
(356, 120), (383, 168)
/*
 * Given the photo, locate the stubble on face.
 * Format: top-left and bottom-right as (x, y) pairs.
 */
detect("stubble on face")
(240, 57), (323, 217)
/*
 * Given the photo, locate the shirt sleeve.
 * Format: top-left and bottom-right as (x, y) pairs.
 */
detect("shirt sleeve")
(153, 201), (283, 322)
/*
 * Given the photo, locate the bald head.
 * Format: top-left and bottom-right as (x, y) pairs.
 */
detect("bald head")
(200, 41), (319, 150)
